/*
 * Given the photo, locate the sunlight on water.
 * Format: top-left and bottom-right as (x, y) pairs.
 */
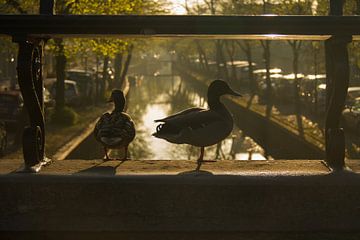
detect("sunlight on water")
(140, 101), (187, 160)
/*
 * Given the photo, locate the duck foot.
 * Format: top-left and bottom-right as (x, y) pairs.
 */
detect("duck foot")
(103, 147), (111, 161)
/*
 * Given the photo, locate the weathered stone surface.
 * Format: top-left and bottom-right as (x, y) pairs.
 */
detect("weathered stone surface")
(1, 159), (360, 235)
(0, 159), (331, 175)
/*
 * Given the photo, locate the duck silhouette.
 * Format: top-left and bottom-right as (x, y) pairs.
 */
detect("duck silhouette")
(94, 89), (135, 160)
(153, 80), (242, 163)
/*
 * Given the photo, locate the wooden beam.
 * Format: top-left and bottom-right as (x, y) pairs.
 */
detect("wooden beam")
(0, 15), (359, 39)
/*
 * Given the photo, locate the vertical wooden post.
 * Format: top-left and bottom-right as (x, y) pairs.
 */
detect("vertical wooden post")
(324, 0), (350, 170)
(40, 0), (55, 15)
(329, 0), (343, 15)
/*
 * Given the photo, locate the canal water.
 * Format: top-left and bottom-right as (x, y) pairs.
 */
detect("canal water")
(110, 75), (266, 161)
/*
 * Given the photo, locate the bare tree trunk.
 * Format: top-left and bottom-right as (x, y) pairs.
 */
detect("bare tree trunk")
(114, 53), (123, 89)
(216, 40), (229, 81)
(95, 56), (100, 103)
(237, 40), (256, 94)
(195, 40), (209, 72)
(215, 40), (222, 79)
(289, 40), (304, 136)
(313, 45), (319, 114)
(225, 40), (237, 83)
(100, 55), (109, 100)
(120, 44), (134, 88)
(261, 40), (273, 159)
(55, 39), (66, 111)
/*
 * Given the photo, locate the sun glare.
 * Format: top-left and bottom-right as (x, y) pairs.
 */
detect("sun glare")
(169, 0), (187, 15)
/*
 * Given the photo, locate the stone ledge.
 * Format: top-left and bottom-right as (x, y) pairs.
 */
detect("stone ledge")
(1, 159), (360, 175)
(1, 160), (360, 233)
(0, 159), (335, 175)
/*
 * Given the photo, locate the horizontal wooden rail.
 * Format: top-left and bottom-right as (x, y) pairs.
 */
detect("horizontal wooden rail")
(0, 15), (360, 40)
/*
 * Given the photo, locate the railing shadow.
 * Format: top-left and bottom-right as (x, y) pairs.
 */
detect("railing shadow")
(74, 160), (125, 176)
(177, 161), (214, 176)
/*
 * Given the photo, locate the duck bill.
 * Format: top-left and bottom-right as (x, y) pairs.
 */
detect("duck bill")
(228, 89), (242, 97)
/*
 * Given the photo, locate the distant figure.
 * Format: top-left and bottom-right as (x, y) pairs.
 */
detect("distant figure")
(153, 80), (242, 163)
(94, 89), (135, 160)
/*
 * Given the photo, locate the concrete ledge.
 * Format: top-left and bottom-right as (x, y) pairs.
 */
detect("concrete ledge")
(0, 159), (332, 175)
(1, 160), (360, 233)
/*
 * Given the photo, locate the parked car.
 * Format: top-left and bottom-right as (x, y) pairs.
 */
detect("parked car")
(47, 79), (80, 106)
(0, 90), (23, 123)
(66, 69), (95, 98)
(300, 74), (326, 108)
(342, 97), (360, 134)
(316, 84), (360, 115)
(347, 87), (360, 104)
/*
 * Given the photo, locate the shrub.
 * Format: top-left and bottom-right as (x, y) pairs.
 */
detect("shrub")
(49, 106), (79, 126)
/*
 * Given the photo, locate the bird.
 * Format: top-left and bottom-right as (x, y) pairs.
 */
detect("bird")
(94, 89), (135, 161)
(153, 80), (242, 163)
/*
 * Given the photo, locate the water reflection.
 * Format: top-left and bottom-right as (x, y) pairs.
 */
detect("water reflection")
(113, 76), (265, 160)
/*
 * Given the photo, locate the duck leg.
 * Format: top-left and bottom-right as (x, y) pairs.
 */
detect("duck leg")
(196, 147), (205, 171)
(197, 146), (217, 163)
(197, 146), (205, 163)
(104, 147), (110, 161)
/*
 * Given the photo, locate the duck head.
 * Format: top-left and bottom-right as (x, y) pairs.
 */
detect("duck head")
(207, 80), (242, 109)
(108, 89), (125, 112)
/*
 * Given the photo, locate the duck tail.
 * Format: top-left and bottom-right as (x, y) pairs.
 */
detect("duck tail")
(152, 123), (179, 138)
(152, 123), (165, 137)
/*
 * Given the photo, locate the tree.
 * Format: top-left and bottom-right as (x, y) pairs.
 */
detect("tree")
(63, 0), (167, 102)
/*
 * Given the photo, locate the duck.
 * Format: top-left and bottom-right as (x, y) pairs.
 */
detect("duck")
(153, 80), (242, 163)
(94, 89), (135, 160)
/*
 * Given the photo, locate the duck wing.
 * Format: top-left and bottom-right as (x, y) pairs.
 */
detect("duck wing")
(94, 112), (110, 140)
(154, 107), (205, 123)
(154, 109), (233, 146)
(94, 112), (135, 147)
(153, 109), (224, 136)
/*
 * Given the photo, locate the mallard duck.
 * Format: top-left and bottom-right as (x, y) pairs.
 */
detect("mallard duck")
(153, 80), (242, 162)
(94, 89), (135, 160)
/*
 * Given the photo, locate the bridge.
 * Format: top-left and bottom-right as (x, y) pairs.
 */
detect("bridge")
(1, 0), (360, 238)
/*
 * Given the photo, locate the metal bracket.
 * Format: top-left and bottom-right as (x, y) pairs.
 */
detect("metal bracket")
(14, 37), (51, 172)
